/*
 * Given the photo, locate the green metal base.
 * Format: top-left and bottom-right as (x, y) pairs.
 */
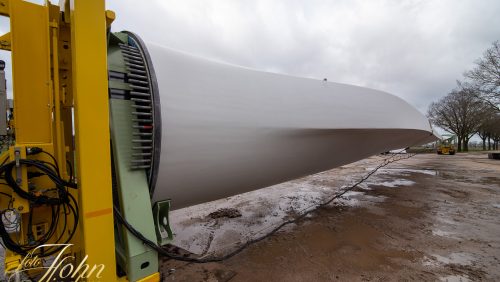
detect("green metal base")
(110, 99), (158, 282)
(108, 32), (174, 281)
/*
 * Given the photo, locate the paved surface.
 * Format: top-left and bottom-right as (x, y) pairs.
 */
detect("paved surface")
(162, 153), (500, 281)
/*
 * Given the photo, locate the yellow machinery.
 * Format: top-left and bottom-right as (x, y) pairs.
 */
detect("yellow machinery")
(437, 134), (456, 155)
(0, 0), (160, 281)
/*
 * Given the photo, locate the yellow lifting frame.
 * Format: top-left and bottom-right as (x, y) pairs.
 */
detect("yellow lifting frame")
(2, 0), (55, 274)
(68, 0), (117, 280)
(0, 0), (161, 280)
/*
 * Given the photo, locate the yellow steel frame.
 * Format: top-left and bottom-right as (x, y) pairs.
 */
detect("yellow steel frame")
(68, 0), (116, 280)
(1, 0), (59, 274)
(0, 0), (160, 281)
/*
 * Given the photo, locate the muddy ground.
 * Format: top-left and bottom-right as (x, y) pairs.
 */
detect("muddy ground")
(161, 153), (500, 281)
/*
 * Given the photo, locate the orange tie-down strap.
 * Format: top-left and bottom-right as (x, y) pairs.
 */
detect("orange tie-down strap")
(85, 208), (113, 219)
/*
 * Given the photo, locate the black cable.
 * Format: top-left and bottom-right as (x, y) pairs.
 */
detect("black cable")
(38, 151), (60, 177)
(114, 152), (416, 263)
(66, 160), (74, 183)
(0, 159), (76, 206)
(40, 192), (79, 257)
(0, 201), (78, 256)
(27, 207), (34, 243)
(0, 153), (79, 256)
(0, 191), (12, 199)
(54, 202), (68, 244)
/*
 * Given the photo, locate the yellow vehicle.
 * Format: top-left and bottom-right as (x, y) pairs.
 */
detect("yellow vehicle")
(437, 135), (456, 155)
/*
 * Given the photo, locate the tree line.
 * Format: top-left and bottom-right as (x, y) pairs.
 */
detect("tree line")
(428, 41), (500, 152)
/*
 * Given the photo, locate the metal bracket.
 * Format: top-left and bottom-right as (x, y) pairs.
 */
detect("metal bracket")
(153, 200), (173, 246)
(14, 147), (21, 185)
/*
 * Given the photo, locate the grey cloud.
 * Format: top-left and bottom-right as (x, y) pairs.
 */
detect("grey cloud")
(0, 1), (498, 114)
(107, 0), (500, 113)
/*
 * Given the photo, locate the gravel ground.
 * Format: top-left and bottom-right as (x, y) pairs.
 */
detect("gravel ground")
(161, 153), (500, 281)
(0, 153), (498, 281)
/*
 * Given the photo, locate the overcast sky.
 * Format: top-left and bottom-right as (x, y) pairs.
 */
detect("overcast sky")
(106, 0), (500, 114)
(1, 0), (499, 115)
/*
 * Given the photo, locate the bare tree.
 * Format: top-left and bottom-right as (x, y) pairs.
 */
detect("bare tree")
(488, 113), (500, 150)
(477, 108), (498, 150)
(477, 120), (491, 150)
(491, 128), (500, 150)
(428, 88), (488, 152)
(465, 41), (500, 111)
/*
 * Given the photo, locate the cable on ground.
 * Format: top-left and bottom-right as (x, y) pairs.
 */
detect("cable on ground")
(115, 151), (416, 263)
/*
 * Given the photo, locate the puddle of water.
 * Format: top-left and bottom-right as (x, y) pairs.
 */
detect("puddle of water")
(357, 182), (371, 190)
(374, 179), (416, 188)
(436, 217), (456, 225)
(432, 229), (457, 238)
(440, 275), (471, 282)
(422, 256), (437, 267)
(423, 252), (475, 271)
(434, 252), (475, 265)
(336, 191), (363, 206)
(367, 168), (438, 176)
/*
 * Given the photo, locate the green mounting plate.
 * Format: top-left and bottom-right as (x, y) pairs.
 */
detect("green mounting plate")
(153, 200), (173, 246)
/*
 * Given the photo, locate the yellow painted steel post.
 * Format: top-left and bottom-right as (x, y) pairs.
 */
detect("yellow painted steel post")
(9, 0), (52, 144)
(69, 0), (117, 280)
